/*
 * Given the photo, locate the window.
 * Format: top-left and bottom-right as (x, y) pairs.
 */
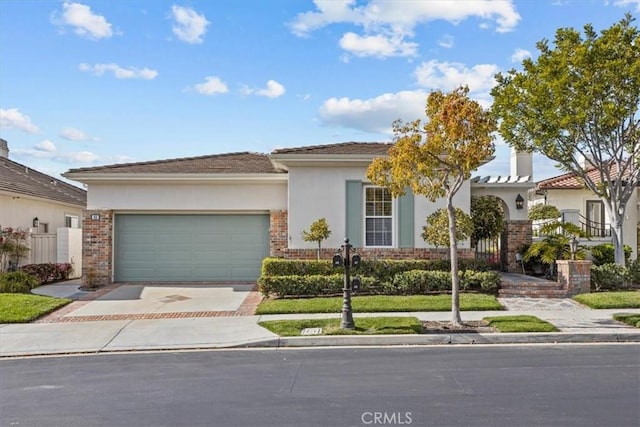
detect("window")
(364, 186), (393, 246)
(586, 200), (605, 237)
(65, 215), (79, 228)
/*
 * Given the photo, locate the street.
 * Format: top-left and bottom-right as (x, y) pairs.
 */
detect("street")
(1, 344), (639, 427)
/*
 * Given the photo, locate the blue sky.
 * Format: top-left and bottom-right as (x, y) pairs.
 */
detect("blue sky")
(1, 1), (638, 186)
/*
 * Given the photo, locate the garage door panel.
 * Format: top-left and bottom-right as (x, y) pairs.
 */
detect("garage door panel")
(115, 214), (269, 282)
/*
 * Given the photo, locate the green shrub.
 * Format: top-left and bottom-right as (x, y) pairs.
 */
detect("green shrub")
(460, 270), (501, 293)
(258, 274), (378, 298)
(590, 263), (632, 291)
(629, 259), (640, 285)
(386, 269), (500, 295)
(0, 271), (40, 293)
(261, 258), (334, 277)
(590, 244), (632, 266)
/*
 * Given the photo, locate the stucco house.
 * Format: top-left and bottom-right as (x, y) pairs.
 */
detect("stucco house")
(0, 139), (86, 275)
(532, 166), (639, 259)
(63, 142), (534, 286)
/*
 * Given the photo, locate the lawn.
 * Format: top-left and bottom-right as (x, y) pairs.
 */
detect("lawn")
(259, 316), (423, 336)
(613, 313), (640, 328)
(573, 291), (640, 309)
(255, 294), (503, 315)
(483, 315), (559, 333)
(0, 293), (71, 323)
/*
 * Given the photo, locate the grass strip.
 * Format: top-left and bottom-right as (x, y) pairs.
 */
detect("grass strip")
(483, 315), (559, 333)
(0, 293), (71, 323)
(259, 316), (423, 336)
(613, 313), (640, 328)
(256, 294), (502, 315)
(573, 291), (640, 309)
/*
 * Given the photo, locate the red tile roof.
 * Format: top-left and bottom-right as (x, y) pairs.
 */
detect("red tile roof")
(0, 157), (86, 206)
(536, 162), (631, 190)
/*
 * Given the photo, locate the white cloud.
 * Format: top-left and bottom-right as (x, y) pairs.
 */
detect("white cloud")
(438, 34), (455, 49)
(0, 108), (39, 133)
(78, 63), (158, 79)
(242, 80), (286, 98)
(319, 90), (428, 134)
(612, 0), (640, 11)
(171, 5), (209, 44)
(290, 0), (520, 58)
(55, 151), (100, 164)
(193, 76), (229, 95)
(54, 2), (113, 40)
(414, 60), (499, 94)
(35, 140), (56, 152)
(511, 48), (531, 63)
(60, 127), (89, 141)
(339, 32), (418, 58)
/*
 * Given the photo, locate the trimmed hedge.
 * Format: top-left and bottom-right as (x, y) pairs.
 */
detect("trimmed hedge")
(387, 270), (500, 295)
(258, 274), (378, 298)
(19, 263), (73, 285)
(0, 271), (40, 293)
(590, 263), (635, 291)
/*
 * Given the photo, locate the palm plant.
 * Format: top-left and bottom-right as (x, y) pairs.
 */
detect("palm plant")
(524, 221), (586, 277)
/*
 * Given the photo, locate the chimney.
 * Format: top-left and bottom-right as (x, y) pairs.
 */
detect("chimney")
(0, 138), (8, 159)
(510, 147), (532, 178)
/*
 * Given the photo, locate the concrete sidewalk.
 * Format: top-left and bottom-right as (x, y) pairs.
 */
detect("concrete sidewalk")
(1, 282), (640, 357)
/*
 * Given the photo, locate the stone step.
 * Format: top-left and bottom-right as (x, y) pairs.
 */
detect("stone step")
(499, 288), (568, 298)
(500, 281), (560, 289)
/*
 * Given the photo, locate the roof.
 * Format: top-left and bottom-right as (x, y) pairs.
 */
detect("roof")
(0, 157), (86, 206)
(536, 162), (631, 190)
(65, 152), (284, 175)
(272, 142), (392, 155)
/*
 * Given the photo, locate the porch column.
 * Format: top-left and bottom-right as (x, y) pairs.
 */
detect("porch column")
(502, 220), (532, 273)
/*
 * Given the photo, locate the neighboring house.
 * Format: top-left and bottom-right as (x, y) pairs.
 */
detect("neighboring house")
(63, 142), (534, 286)
(532, 166), (639, 259)
(0, 139), (86, 275)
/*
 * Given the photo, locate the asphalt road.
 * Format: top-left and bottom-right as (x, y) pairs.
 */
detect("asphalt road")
(1, 344), (639, 427)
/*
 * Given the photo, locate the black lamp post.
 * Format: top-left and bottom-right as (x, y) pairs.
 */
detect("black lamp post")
(332, 238), (361, 330)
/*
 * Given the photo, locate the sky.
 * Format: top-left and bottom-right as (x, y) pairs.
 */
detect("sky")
(1, 0), (638, 187)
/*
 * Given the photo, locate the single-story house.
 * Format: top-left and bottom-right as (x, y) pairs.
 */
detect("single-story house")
(0, 139), (86, 275)
(532, 165), (639, 258)
(63, 142), (534, 286)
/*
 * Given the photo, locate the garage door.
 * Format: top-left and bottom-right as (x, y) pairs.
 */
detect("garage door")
(114, 214), (270, 282)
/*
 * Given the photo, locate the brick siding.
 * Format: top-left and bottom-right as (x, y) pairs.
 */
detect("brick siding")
(502, 220), (532, 273)
(82, 209), (113, 287)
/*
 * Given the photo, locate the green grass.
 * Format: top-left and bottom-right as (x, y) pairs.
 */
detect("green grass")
(613, 313), (640, 328)
(259, 316), (423, 336)
(573, 291), (640, 309)
(0, 293), (71, 323)
(256, 294), (503, 315)
(483, 315), (559, 333)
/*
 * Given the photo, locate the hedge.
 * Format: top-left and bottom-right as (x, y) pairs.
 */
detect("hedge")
(19, 263), (73, 285)
(0, 271), (40, 293)
(387, 270), (500, 295)
(258, 274), (378, 298)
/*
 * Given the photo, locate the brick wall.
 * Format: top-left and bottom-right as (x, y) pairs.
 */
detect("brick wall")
(82, 209), (113, 287)
(502, 220), (532, 273)
(556, 260), (592, 296)
(269, 209), (473, 260)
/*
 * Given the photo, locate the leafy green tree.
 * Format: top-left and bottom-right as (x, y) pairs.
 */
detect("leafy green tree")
(422, 208), (474, 249)
(367, 86), (496, 326)
(470, 196), (504, 247)
(491, 14), (640, 265)
(301, 218), (332, 261)
(527, 204), (560, 221)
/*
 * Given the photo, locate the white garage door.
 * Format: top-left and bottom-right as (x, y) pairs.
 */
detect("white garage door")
(114, 214), (269, 282)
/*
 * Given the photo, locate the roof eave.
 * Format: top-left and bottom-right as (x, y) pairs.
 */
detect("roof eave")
(62, 172), (288, 184)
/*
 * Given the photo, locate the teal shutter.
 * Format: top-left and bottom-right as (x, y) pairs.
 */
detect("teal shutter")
(345, 180), (363, 247)
(398, 191), (414, 248)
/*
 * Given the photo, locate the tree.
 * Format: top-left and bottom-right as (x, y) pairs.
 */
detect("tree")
(301, 218), (332, 261)
(422, 208), (473, 250)
(491, 14), (640, 265)
(0, 227), (30, 273)
(367, 86), (497, 326)
(527, 204), (560, 221)
(470, 196), (504, 247)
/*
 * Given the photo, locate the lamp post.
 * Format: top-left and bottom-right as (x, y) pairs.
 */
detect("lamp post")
(332, 238), (361, 330)
(569, 236), (579, 260)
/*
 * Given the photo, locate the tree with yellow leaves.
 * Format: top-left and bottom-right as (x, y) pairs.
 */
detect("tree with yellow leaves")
(367, 86), (496, 326)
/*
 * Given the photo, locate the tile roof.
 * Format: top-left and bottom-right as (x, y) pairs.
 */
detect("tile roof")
(65, 152), (284, 174)
(271, 142), (392, 155)
(0, 157), (86, 206)
(536, 162), (631, 190)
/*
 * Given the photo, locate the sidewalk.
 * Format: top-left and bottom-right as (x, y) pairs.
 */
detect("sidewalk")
(1, 282), (639, 357)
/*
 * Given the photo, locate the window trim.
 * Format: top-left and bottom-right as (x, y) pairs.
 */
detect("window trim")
(65, 214), (80, 228)
(363, 185), (395, 248)
(585, 200), (605, 237)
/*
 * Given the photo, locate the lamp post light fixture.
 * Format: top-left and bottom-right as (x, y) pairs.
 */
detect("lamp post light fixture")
(569, 236), (579, 260)
(515, 194), (524, 210)
(332, 238), (361, 330)
(32, 217), (39, 228)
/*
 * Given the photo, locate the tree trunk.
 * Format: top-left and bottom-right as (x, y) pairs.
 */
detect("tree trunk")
(317, 242), (321, 261)
(611, 219), (625, 265)
(447, 201), (463, 326)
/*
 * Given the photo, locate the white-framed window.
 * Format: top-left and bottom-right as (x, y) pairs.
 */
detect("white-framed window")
(364, 186), (393, 247)
(65, 214), (79, 228)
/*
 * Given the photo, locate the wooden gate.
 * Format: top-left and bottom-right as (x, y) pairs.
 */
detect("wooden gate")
(30, 233), (57, 264)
